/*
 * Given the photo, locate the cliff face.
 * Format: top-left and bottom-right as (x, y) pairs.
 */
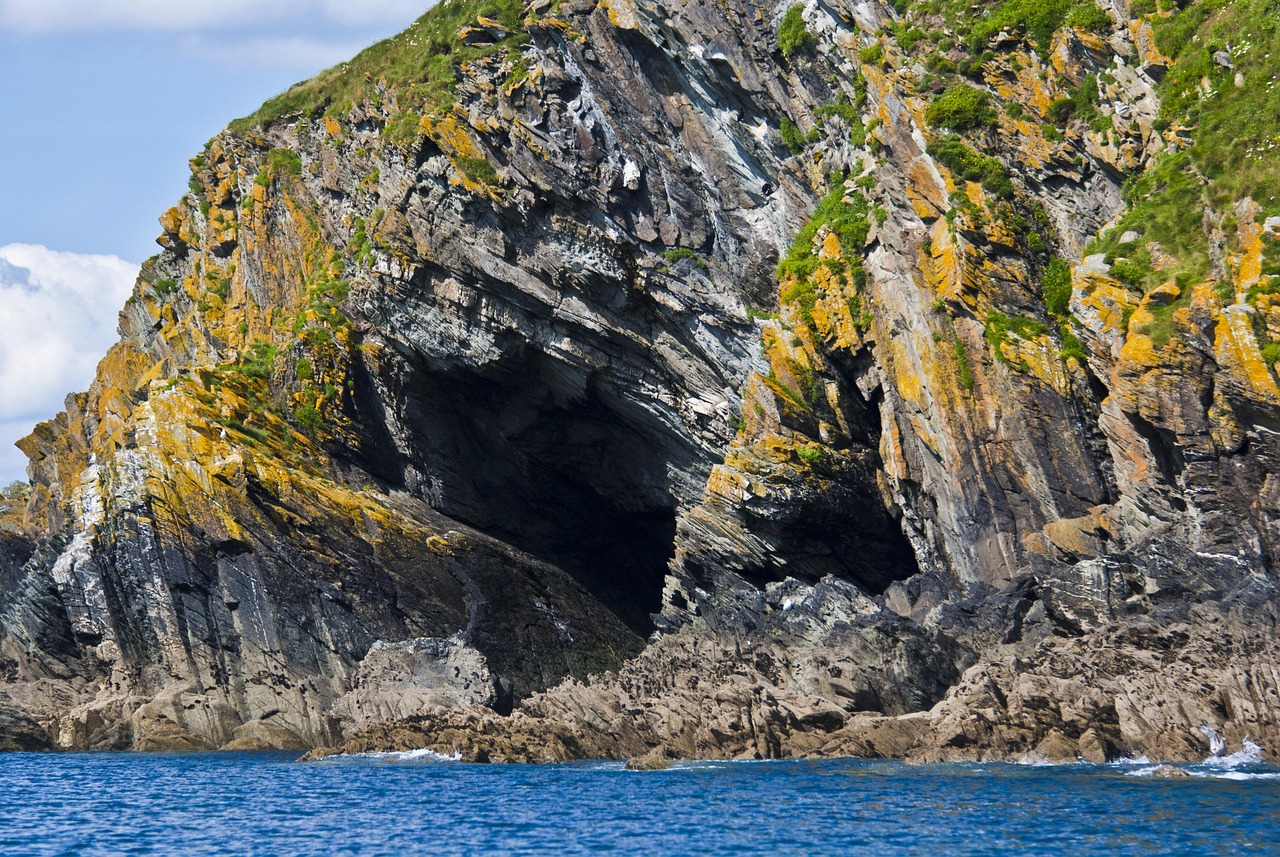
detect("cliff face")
(2, 0), (1279, 760)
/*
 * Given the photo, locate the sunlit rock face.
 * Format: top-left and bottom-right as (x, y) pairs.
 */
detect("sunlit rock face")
(2, 0), (1280, 760)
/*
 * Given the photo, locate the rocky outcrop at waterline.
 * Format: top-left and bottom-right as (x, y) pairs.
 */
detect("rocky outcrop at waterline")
(3, 0), (1280, 761)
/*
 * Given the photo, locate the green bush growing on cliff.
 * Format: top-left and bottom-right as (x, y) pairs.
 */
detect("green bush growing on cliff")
(777, 6), (814, 58)
(660, 247), (709, 273)
(779, 117), (809, 155)
(456, 156), (499, 184)
(266, 148), (302, 178)
(1041, 258), (1072, 318)
(925, 84), (997, 131)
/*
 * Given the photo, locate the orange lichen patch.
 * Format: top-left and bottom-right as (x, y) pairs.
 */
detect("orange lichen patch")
(600, 0), (640, 30)
(1077, 275), (1137, 336)
(1236, 220), (1265, 292)
(906, 158), (948, 220)
(322, 116), (343, 137)
(1009, 333), (1071, 395)
(924, 221), (963, 303)
(964, 181), (986, 210)
(1009, 119), (1054, 168)
(1041, 511), (1107, 559)
(1215, 306), (1280, 406)
(1129, 18), (1169, 72)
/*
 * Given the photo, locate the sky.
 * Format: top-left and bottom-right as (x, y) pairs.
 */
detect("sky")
(0, 0), (431, 484)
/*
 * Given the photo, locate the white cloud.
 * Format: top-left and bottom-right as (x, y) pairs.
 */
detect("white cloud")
(181, 34), (377, 71)
(0, 244), (136, 484)
(0, 0), (429, 34)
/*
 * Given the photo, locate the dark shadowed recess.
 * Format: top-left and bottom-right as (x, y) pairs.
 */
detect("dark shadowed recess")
(352, 349), (682, 636)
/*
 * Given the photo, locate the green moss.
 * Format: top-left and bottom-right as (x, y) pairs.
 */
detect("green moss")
(154, 278), (177, 297)
(778, 5), (815, 58)
(925, 84), (997, 130)
(859, 43), (885, 65)
(1262, 342), (1280, 364)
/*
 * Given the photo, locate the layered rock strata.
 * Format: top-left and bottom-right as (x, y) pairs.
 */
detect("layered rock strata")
(2, 0), (1278, 761)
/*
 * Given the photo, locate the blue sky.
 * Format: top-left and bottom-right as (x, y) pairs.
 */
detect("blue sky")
(0, 0), (430, 484)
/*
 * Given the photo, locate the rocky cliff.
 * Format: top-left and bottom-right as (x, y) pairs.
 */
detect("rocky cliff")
(2, 0), (1279, 762)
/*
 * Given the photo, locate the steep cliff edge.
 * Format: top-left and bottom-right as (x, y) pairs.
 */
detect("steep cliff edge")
(3, 0), (1279, 761)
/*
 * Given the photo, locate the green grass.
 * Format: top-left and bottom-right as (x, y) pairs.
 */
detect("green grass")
(777, 5), (815, 58)
(1098, 0), (1280, 303)
(266, 148), (302, 177)
(1136, 295), (1189, 349)
(1041, 258), (1072, 318)
(228, 0), (528, 133)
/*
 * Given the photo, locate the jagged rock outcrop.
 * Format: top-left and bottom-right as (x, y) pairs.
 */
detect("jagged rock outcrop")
(3, 0), (1279, 761)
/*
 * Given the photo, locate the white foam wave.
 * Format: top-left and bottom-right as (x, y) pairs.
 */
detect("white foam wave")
(323, 748), (462, 763)
(1202, 739), (1264, 769)
(1109, 756), (1152, 767)
(1124, 765), (1163, 778)
(1203, 771), (1280, 781)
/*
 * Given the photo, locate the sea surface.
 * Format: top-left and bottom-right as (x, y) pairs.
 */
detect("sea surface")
(1, 746), (1277, 855)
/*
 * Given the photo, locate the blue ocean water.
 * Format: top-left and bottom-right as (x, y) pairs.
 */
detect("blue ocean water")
(0, 750), (1277, 855)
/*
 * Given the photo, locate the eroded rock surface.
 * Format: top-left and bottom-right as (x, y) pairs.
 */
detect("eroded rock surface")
(3, 0), (1279, 761)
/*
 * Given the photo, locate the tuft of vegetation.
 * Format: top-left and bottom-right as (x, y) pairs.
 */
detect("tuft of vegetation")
(984, 311), (1048, 365)
(925, 84), (997, 131)
(293, 403), (323, 437)
(154, 278), (177, 297)
(927, 135), (1014, 198)
(1041, 258), (1072, 318)
(780, 117), (807, 155)
(266, 148), (302, 178)
(777, 5), (815, 58)
(660, 247), (709, 273)
(456, 155), (499, 184)
(797, 446), (822, 464)
(776, 175), (872, 329)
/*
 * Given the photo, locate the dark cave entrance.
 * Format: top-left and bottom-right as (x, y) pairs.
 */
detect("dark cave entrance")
(369, 352), (684, 636)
